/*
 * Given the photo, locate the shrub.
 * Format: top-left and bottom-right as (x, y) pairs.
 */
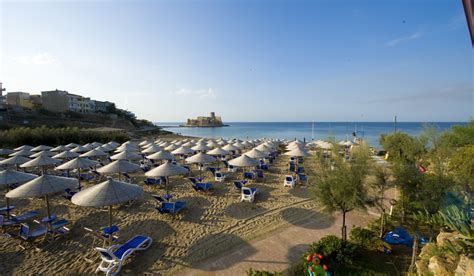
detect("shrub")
(297, 235), (358, 275)
(0, 126), (129, 148)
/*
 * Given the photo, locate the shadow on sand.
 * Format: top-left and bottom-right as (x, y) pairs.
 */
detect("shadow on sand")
(280, 207), (335, 230)
(181, 232), (256, 271)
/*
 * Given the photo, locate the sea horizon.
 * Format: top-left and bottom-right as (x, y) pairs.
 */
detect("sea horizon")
(155, 121), (467, 147)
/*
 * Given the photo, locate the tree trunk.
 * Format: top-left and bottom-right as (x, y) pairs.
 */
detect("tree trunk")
(342, 211), (347, 241)
(379, 212), (385, 238)
(409, 235), (419, 273)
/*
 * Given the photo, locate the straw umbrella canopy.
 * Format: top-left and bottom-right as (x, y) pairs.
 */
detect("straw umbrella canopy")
(107, 141), (120, 148)
(110, 150), (142, 161)
(228, 154), (260, 167)
(255, 144), (273, 153)
(318, 142), (333, 150)
(172, 146), (194, 156)
(29, 151), (55, 158)
(0, 149), (15, 156)
(91, 142), (104, 148)
(0, 170), (37, 217)
(145, 162), (189, 190)
(185, 152), (217, 164)
(181, 141), (195, 148)
(233, 142), (244, 149)
(80, 148), (108, 158)
(71, 179), (143, 234)
(139, 140), (152, 147)
(6, 175), (78, 229)
(50, 145), (68, 152)
(284, 148), (310, 157)
(222, 144), (240, 152)
(164, 144), (179, 152)
(141, 144), (162, 154)
(20, 156), (61, 174)
(14, 145), (34, 151)
(56, 157), (99, 189)
(97, 160), (140, 180)
(244, 148), (268, 159)
(65, 143), (80, 148)
(0, 156), (31, 169)
(71, 145), (88, 153)
(207, 147), (231, 156)
(146, 151), (175, 161)
(31, 145), (53, 152)
(53, 150), (80, 160)
(9, 148), (33, 157)
(115, 144), (139, 153)
(191, 144), (210, 152)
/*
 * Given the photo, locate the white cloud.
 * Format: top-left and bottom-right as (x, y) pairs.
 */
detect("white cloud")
(13, 52), (60, 65)
(386, 32), (422, 47)
(173, 88), (216, 98)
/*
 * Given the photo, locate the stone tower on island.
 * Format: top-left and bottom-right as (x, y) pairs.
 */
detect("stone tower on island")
(185, 112), (224, 127)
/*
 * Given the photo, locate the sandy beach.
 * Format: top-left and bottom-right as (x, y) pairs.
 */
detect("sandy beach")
(0, 138), (381, 275)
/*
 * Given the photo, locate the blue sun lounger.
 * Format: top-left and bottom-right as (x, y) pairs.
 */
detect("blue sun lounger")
(19, 218), (70, 241)
(95, 235), (152, 275)
(1, 210), (39, 227)
(156, 201), (186, 215)
(192, 183), (213, 192)
(144, 178), (161, 186)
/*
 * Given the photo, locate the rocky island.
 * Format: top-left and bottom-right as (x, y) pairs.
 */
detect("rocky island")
(182, 112), (227, 127)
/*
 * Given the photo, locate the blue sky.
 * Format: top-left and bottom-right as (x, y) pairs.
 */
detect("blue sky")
(0, 0), (472, 122)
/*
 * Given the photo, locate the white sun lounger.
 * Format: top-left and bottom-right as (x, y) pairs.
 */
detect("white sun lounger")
(95, 235), (152, 275)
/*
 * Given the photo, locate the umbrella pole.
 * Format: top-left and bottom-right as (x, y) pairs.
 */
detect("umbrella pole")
(45, 195), (52, 231)
(77, 168), (81, 190)
(6, 186), (11, 218)
(108, 205), (113, 244)
(118, 172), (121, 181)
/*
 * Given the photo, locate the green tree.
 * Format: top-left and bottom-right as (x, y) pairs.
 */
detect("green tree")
(370, 165), (392, 238)
(379, 132), (424, 164)
(313, 144), (371, 241)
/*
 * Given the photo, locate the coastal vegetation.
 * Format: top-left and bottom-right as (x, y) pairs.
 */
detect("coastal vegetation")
(0, 126), (129, 148)
(297, 120), (473, 275)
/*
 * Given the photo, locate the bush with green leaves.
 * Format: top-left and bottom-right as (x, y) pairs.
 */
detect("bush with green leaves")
(0, 126), (129, 148)
(304, 235), (357, 268)
(246, 268), (282, 276)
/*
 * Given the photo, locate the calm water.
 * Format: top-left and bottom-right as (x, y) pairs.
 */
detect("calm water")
(156, 122), (466, 147)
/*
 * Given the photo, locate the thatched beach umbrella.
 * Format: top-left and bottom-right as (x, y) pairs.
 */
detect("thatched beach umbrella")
(20, 156), (61, 174)
(172, 146), (194, 156)
(0, 149), (15, 156)
(80, 148), (108, 158)
(65, 143), (80, 149)
(145, 161), (189, 189)
(110, 150), (142, 161)
(185, 152), (217, 165)
(97, 160), (140, 181)
(56, 157), (99, 189)
(207, 147), (231, 157)
(146, 151), (175, 162)
(181, 141), (195, 148)
(71, 145), (88, 153)
(53, 150), (80, 160)
(222, 144), (240, 152)
(164, 144), (179, 152)
(191, 144), (210, 152)
(29, 151), (55, 158)
(71, 179), (143, 240)
(244, 148), (268, 159)
(50, 145), (69, 152)
(255, 144), (273, 153)
(284, 148), (310, 157)
(141, 144), (162, 154)
(0, 156), (31, 170)
(14, 145), (34, 151)
(0, 170), (37, 217)
(9, 148), (33, 157)
(31, 145), (53, 152)
(228, 154), (260, 167)
(6, 175), (77, 229)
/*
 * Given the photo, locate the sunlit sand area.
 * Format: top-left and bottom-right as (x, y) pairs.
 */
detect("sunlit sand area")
(1, 137), (383, 274)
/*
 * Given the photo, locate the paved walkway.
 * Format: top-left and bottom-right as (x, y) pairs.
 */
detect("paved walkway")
(179, 210), (374, 275)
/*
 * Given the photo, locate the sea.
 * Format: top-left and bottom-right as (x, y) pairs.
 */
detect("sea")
(156, 122), (466, 148)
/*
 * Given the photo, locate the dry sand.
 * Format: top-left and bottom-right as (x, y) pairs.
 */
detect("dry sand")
(0, 145), (378, 275)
